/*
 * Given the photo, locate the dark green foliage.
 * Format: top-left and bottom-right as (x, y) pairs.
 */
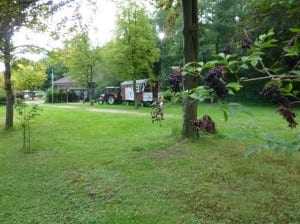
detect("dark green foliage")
(42, 63), (68, 90)
(45, 89), (79, 103)
(227, 80), (266, 104)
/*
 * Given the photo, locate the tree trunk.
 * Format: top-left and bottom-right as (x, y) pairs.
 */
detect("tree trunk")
(133, 79), (138, 109)
(181, 0), (199, 138)
(3, 39), (14, 129)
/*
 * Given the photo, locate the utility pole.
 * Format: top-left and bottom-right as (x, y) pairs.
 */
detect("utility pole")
(51, 68), (54, 104)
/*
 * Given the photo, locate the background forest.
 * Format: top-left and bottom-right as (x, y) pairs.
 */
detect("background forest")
(1, 0), (299, 103)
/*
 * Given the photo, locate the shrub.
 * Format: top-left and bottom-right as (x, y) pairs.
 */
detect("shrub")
(45, 89), (79, 103)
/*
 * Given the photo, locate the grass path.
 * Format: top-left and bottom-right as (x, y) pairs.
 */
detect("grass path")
(42, 103), (151, 116)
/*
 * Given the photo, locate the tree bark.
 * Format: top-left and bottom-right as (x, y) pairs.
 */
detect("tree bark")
(181, 0), (199, 138)
(3, 38), (14, 129)
(133, 79), (138, 109)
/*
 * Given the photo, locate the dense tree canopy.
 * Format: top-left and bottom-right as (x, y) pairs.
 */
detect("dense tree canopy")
(103, 1), (160, 107)
(61, 32), (101, 103)
(12, 60), (47, 93)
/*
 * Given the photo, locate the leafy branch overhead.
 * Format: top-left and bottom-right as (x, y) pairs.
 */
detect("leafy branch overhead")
(165, 29), (299, 135)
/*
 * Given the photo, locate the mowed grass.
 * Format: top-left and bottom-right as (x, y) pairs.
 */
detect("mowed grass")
(0, 103), (299, 223)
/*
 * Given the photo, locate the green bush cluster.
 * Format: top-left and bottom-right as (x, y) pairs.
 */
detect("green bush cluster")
(45, 89), (79, 103)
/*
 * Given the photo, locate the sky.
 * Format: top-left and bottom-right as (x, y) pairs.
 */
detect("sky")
(0, 0), (156, 72)
(18, 1), (116, 45)
(1, 0), (117, 71)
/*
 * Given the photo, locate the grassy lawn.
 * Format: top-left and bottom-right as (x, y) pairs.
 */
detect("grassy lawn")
(0, 103), (299, 223)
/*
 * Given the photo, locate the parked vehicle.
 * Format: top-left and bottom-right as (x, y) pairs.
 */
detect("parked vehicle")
(98, 87), (122, 105)
(99, 79), (159, 106)
(120, 79), (158, 106)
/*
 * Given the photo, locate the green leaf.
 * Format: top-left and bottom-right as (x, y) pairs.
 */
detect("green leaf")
(241, 56), (249, 62)
(228, 89), (235, 95)
(228, 103), (254, 117)
(218, 52), (226, 59)
(189, 86), (212, 102)
(292, 90), (299, 96)
(281, 83), (293, 93)
(290, 28), (300, 33)
(291, 70), (300, 75)
(228, 60), (239, 66)
(226, 54), (236, 60)
(240, 64), (249, 69)
(261, 39), (277, 49)
(205, 60), (219, 67)
(250, 60), (258, 67)
(226, 82), (243, 89)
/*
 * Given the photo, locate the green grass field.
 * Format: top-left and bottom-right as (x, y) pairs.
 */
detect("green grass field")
(0, 103), (299, 223)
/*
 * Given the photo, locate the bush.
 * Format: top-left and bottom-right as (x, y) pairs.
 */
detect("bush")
(45, 89), (79, 103)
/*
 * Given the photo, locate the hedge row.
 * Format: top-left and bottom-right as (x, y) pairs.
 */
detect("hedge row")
(45, 89), (79, 103)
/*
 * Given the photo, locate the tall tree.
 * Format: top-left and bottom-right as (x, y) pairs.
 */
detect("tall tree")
(108, 1), (160, 108)
(62, 32), (101, 103)
(154, 0), (199, 137)
(181, 0), (199, 137)
(0, 0), (70, 129)
(12, 60), (47, 95)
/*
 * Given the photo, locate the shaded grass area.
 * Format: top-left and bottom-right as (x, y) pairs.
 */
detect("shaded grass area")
(0, 103), (299, 223)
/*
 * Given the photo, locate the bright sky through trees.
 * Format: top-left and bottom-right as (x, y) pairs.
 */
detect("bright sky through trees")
(0, 0), (116, 71)
(0, 0), (155, 72)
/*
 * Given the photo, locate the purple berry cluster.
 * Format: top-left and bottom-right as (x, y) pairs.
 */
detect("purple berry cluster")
(205, 66), (228, 99)
(191, 115), (216, 134)
(277, 105), (298, 128)
(261, 85), (297, 128)
(260, 86), (289, 105)
(167, 71), (183, 93)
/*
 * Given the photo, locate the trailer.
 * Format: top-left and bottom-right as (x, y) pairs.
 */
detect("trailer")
(120, 79), (158, 106)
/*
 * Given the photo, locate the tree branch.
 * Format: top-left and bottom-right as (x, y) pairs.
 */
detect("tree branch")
(241, 75), (299, 82)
